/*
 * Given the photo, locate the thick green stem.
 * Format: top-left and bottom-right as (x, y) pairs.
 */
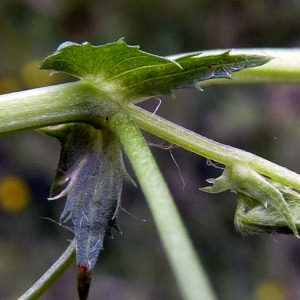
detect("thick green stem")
(0, 81), (114, 134)
(125, 104), (300, 189)
(108, 110), (217, 300)
(18, 239), (76, 300)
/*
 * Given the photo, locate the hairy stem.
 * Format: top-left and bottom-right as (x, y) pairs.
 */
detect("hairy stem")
(126, 104), (300, 189)
(108, 110), (217, 300)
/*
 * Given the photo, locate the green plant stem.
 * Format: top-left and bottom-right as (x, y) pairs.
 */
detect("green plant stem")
(125, 104), (300, 189)
(108, 110), (217, 300)
(18, 239), (76, 300)
(0, 81), (113, 134)
(170, 48), (300, 85)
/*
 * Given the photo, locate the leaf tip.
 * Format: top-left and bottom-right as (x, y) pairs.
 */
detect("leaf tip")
(77, 264), (92, 300)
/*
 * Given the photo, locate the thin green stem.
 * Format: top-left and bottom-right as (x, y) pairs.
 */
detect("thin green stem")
(18, 239), (76, 300)
(125, 104), (300, 189)
(108, 110), (217, 300)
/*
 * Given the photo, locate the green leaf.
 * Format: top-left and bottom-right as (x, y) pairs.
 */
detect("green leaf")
(40, 39), (271, 102)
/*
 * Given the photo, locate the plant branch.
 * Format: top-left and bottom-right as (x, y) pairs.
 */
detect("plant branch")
(0, 81), (115, 134)
(107, 110), (217, 300)
(125, 104), (300, 189)
(18, 239), (76, 300)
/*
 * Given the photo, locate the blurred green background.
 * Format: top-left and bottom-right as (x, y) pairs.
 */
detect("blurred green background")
(0, 1), (300, 299)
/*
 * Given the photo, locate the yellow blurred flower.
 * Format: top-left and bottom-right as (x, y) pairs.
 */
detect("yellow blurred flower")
(253, 280), (287, 300)
(0, 176), (31, 213)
